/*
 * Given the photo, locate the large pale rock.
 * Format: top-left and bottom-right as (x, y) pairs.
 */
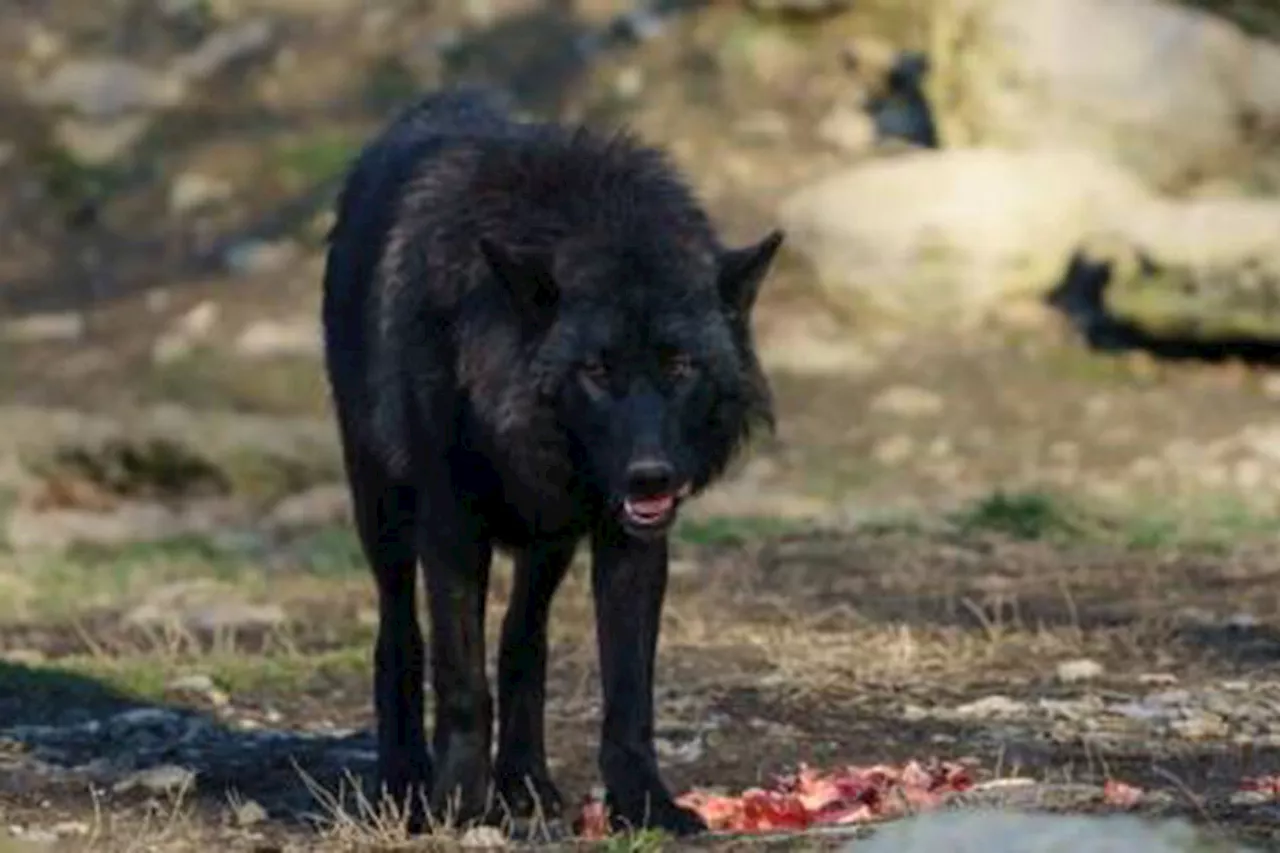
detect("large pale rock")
(849, 809), (1249, 852)
(929, 0), (1280, 188)
(1075, 197), (1280, 340)
(777, 147), (1148, 322)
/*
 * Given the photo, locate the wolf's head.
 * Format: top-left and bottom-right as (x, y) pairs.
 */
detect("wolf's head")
(478, 229), (783, 539)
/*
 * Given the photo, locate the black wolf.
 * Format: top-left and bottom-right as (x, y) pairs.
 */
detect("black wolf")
(321, 88), (783, 836)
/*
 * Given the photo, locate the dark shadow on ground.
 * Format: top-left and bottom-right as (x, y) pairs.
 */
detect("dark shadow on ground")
(0, 660), (376, 828)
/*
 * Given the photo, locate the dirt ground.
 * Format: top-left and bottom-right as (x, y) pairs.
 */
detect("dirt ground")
(2, 0), (1280, 850)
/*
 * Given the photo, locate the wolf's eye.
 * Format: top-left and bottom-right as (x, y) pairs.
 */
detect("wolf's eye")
(666, 354), (697, 380)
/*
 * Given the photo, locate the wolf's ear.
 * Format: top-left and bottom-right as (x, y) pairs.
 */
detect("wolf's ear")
(717, 229), (784, 318)
(479, 238), (559, 323)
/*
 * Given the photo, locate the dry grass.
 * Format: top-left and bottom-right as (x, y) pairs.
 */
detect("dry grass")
(3, 495), (1280, 850)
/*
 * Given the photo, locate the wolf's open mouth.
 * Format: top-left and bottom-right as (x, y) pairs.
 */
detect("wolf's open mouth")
(621, 483), (691, 531)
(623, 494), (677, 527)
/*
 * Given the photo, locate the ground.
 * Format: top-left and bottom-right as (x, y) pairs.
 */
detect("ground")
(2, 0), (1280, 850)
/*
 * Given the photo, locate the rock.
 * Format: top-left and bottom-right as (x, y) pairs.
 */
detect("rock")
(52, 116), (150, 166)
(1136, 673), (1178, 687)
(460, 826), (507, 848)
(1170, 712), (1229, 740)
(232, 798), (269, 827)
(267, 484), (350, 529)
(233, 318), (320, 358)
(952, 695), (1030, 720)
(152, 301), (219, 363)
(930, 0), (1280, 189)
(1069, 197), (1280, 341)
(169, 172), (232, 215)
(113, 764), (196, 795)
(1, 312), (85, 344)
(223, 239), (300, 276)
(816, 105), (876, 154)
(778, 147), (1147, 323)
(1056, 658), (1105, 684)
(166, 674), (217, 695)
(849, 809), (1248, 853)
(24, 59), (185, 119)
(51, 821), (89, 838)
(172, 19), (276, 82)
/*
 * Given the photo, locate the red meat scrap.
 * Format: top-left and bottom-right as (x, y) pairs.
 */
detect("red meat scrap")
(577, 760), (975, 838)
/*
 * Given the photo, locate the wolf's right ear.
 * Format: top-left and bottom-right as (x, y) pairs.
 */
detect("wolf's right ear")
(478, 238), (559, 322)
(717, 229), (784, 319)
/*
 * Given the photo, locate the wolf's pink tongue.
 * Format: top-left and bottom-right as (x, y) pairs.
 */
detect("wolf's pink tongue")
(631, 495), (673, 515)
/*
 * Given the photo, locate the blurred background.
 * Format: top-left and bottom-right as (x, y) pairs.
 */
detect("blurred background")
(1, 0), (1280, 849)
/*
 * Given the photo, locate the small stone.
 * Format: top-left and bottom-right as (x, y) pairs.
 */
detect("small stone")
(953, 695), (1029, 719)
(52, 821), (89, 837)
(169, 172), (232, 215)
(114, 764), (197, 795)
(167, 674), (217, 694)
(53, 116), (150, 166)
(152, 301), (219, 363)
(223, 239), (299, 276)
(1138, 673), (1178, 686)
(901, 703), (930, 722)
(1230, 790), (1272, 807)
(178, 301), (219, 337)
(173, 19), (275, 82)
(234, 318), (320, 358)
(654, 735), (704, 764)
(21, 828), (57, 843)
(1056, 658), (1105, 683)
(1170, 713), (1228, 740)
(232, 798), (269, 827)
(460, 826), (507, 848)
(1227, 613), (1259, 630)
(613, 67), (644, 100)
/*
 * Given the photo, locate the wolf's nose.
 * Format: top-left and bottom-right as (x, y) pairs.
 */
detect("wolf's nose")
(626, 458), (675, 497)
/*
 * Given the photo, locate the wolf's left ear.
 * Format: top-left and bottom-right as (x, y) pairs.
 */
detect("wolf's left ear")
(717, 229), (784, 317)
(479, 238), (559, 322)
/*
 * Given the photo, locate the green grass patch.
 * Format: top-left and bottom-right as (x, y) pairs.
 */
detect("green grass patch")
(943, 487), (1280, 553)
(951, 489), (1088, 541)
(271, 132), (362, 190)
(145, 347), (330, 417)
(675, 515), (809, 547)
(42, 646), (368, 704)
(3, 536), (271, 622)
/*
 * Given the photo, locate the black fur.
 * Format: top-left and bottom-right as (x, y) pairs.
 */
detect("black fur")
(321, 88), (783, 836)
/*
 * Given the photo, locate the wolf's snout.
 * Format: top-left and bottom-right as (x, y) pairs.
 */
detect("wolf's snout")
(626, 458), (675, 498)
